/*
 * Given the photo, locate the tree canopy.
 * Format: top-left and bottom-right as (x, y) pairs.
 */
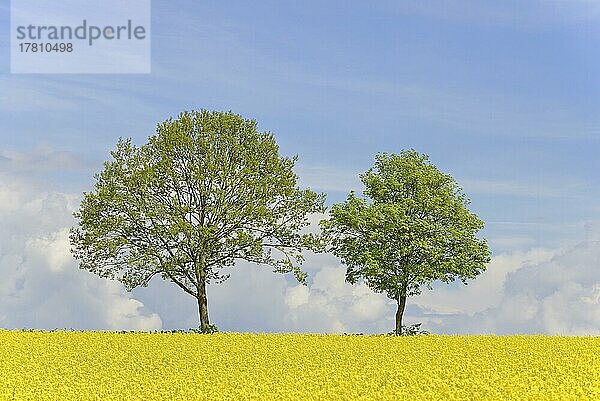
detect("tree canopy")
(320, 150), (490, 335)
(70, 109), (325, 331)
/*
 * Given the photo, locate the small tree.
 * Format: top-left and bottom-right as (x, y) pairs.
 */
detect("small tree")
(321, 150), (490, 335)
(70, 110), (325, 331)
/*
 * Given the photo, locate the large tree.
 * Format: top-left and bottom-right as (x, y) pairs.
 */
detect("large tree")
(70, 110), (325, 331)
(320, 150), (490, 335)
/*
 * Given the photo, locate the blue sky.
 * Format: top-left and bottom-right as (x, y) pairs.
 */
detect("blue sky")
(1, 1), (599, 334)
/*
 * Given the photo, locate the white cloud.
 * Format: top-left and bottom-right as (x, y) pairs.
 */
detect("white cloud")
(414, 248), (555, 315)
(101, 281), (162, 331)
(415, 234), (600, 335)
(299, 212), (329, 235)
(0, 170), (161, 331)
(280, 266), (391, 333)
(541, 282), (600, 335)
(56, 196), (600, 336)
(285, 284), (310, 309)
(350, 284), (388, 322)
(25, 228), (72, 273)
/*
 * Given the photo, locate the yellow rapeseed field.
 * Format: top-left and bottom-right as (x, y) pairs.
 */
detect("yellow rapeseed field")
(0, 331), (598, 400)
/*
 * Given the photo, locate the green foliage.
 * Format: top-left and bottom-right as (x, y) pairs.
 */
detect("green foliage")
(321, 149), (490, 302)
(70, 109), (325, 302)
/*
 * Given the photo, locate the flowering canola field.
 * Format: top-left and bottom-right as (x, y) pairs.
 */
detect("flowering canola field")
(0, 331), (598, 400)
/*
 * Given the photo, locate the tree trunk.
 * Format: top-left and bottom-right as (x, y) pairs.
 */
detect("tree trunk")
(395, 294), (407, 335)
(197, 278), (210, 330)
(195, 253), (210, 331)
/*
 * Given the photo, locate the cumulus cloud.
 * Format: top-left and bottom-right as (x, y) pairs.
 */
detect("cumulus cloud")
(25, 228), (73, 273)
(285, 284), (310, 309)
(413, 248), (556, 315)
(128, 219), (600, 335)
(277, 236), (597, 336)
(0, 171), (161, 331)
(280, 265), (391, 334)
(412, 236), (600, 335)
(130, 253), (394, 334)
